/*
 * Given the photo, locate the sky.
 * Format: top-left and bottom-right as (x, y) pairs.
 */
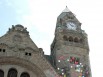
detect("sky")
(0, 0), (103, 77)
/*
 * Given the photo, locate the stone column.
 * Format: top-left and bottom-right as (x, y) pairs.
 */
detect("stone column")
(4, 68), (8, 77)
(17, 70), (22, 77)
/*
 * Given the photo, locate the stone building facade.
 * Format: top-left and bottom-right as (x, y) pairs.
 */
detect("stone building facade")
(0, 7), (92, 77)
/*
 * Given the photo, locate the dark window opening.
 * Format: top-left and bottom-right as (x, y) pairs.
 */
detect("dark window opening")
(29, 53), (31, 56)
(3, 49), (5, 52)
(60, 18), (62, 23)
(0, 69), (4, 77)
(0, 49), (1, 52)
(25, 52), (31, 56)
(69, 36), (73, 42)
(69, 16), (73, 19)
(25, 52), (28, 55)
(20, 72), (30, 77)
(74, 37), (79, 43)
(7, 68), (17, 77)
(63, 35), (68, 41)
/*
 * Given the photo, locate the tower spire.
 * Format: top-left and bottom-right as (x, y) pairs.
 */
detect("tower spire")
(62, 6), (70, 12)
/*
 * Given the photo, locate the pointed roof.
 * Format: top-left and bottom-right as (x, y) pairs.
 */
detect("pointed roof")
(57, 6), (71, 19)
(62, 6), (70, 12)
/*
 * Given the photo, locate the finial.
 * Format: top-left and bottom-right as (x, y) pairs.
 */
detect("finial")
(62, 6), (70, 12)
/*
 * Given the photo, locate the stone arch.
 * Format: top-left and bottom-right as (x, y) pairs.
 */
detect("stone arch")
(7, 68), (17, 77)
(0, 57), (46, 77)
(68, 36), (73, 42)
(0, 69), (4, 77)
(20, 72), (30, 77)
(74, 37), (79, 43)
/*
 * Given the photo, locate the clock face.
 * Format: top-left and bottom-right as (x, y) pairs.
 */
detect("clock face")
(66, 22), (77, 30)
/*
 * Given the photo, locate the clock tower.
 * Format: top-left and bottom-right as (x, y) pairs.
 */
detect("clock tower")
(51, 6), (92, 77)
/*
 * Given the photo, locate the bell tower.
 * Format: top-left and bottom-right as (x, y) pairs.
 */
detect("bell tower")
(51, 6), (92, 77)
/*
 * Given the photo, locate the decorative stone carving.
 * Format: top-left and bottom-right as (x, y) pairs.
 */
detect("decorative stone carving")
(13, 35), (22, 43)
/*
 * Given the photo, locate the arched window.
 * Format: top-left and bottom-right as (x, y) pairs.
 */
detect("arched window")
(63, 35), (68, 41)
(60, 18), (62, 23)
(20, 72), (30, 77)
(7, 68), (17, 77)
(0, 69), (4, 77)
(74, 37), (79, 43)
(68, 36), (73, 42)
(80, 38), (83, 43)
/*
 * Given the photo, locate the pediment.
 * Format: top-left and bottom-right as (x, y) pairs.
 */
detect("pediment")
(0, 24), (39, 52)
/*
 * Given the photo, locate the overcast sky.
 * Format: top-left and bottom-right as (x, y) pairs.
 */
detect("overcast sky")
(0, 0), (103, 77)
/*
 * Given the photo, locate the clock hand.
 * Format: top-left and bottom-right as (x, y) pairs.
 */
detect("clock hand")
(70, 23), (74, 27)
